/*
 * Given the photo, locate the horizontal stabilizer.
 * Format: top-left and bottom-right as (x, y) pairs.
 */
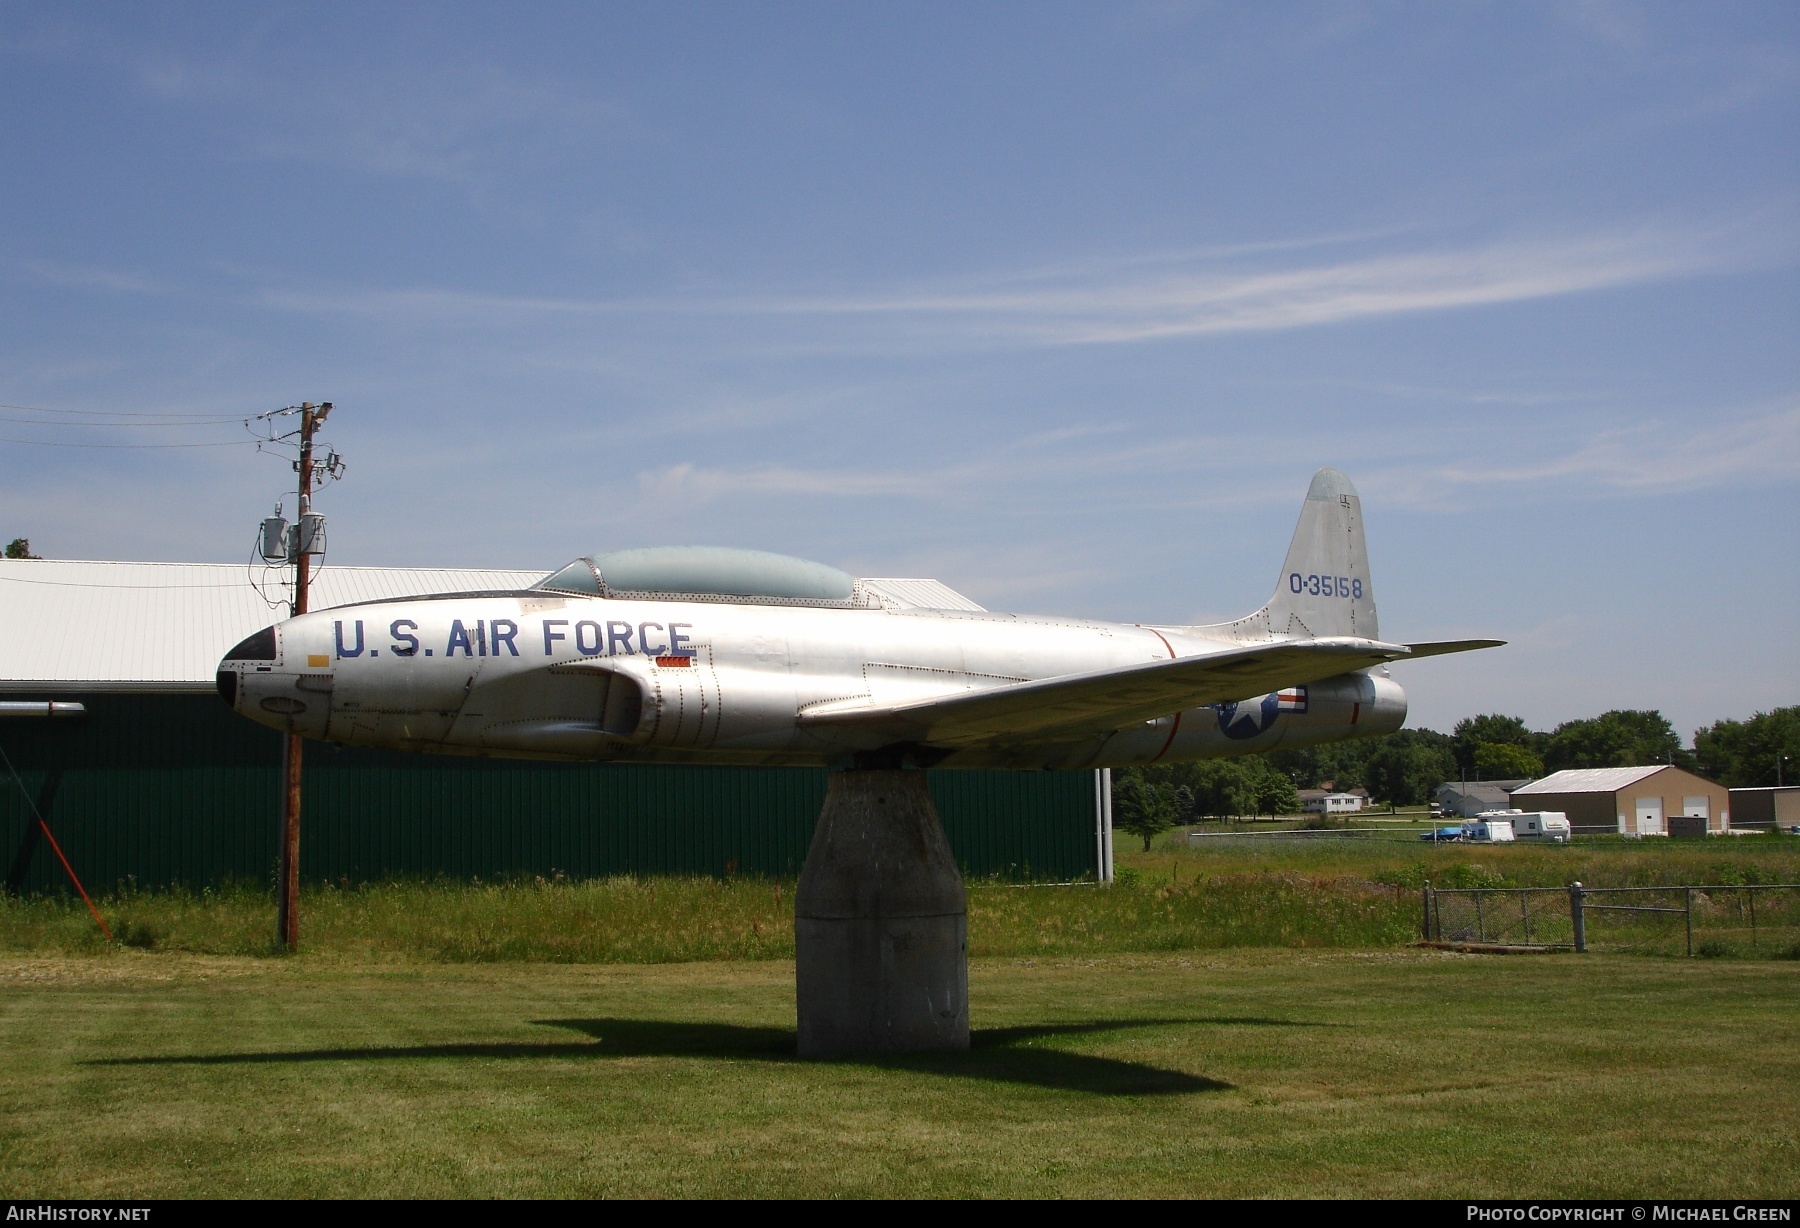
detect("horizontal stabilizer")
(800, 636), (1418, 747)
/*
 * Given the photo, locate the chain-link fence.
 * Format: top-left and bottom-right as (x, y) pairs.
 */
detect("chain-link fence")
(1423, 882), (1800, 956)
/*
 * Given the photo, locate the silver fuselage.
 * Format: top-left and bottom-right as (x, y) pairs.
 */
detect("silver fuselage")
(221, 590), (1405, 769)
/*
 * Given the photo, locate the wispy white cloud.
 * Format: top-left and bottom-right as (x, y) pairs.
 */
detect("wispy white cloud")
(243, 65), (632, 183)
(1269, 376), (1609, 409)
(245, 222), (1767, 349)
(760, 227), (1751, 345)
(19, 259), (167, 296)
(1369, 404), (1800, 508)
(633, 422), (1310, 510)
(25, 206), (1768, 358)
(1447, 404), (1800, 489)
(3, 22), (632, 186)
(637, 462), (957, 504)
(641, 402), (1800, 517)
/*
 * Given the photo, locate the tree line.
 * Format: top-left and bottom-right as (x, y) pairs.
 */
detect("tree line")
(1112, 705), (1798, 850)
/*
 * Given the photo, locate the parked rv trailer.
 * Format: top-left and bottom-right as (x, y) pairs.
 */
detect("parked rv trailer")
(1483, 809), (1570, 843)
(1461, 817), (1516, 843)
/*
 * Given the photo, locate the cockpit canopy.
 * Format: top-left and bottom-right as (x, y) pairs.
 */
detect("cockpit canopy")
(535, 546), (863, 607)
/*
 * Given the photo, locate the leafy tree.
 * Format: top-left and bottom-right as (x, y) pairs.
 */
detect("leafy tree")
(1118, 757), (1303, 827)
(4, 538), (39, 559)
(1472, 741), (1543, 780)
(1452, 713), (1545, 778)
(1266, 739), (1372, 792)
(1543, 710), (1692, 773)
(1112, 771), (1178, 851)
(1264, 745), (1322, 790)
(1251, 763), (1302, 817)
(1364, 729), (1456, 807)
(1694, 708), (1800, 787)
(1179, 760), (1259, 821)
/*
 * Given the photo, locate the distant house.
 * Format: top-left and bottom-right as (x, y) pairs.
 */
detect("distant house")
(1728, 786), (1800, 831)
(1300, 789), (1365, 815)
(1435, 779), (1530, 818)
(1511, 766), (1730, 835)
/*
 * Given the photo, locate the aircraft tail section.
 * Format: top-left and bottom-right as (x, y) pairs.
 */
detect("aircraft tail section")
(1213, 467), (1380, 642)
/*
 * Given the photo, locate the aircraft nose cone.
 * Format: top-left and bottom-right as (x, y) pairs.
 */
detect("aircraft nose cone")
(223, 625), (279, 667)
(217, 623), (281, 714)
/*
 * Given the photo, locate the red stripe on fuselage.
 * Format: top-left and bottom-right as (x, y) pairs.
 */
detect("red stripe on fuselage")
(1147, 628), (1182, 763)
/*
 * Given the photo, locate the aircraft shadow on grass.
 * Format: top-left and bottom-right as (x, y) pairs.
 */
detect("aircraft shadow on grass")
(89, 1015), (1331, 1097)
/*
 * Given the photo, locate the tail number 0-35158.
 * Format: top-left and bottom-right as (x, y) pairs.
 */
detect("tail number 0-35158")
(1289, 573), (1362, 599)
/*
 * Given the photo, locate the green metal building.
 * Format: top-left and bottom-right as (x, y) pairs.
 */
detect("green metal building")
(1, 560), (1111, 894)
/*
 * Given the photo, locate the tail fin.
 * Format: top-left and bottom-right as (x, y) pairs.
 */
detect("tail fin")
(1214, 468), (1380, 642)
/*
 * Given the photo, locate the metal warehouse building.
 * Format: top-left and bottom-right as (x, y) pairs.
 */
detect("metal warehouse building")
(1511, 766), (1731, 836)
(1728, 786), (1799, 831)
(1, 560), (1110, 894)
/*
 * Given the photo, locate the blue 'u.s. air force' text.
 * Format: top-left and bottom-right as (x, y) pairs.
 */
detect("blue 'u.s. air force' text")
(331, 618), (695, 660)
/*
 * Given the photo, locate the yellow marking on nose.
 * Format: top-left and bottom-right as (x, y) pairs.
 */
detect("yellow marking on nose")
(308, 654), (330, 668)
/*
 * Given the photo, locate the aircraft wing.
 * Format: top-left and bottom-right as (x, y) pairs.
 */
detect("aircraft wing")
(1392, 639), (1505, 659)
(800, 636), (1502, 747)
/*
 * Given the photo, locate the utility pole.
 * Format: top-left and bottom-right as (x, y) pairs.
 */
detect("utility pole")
(277, 401), (332, 952)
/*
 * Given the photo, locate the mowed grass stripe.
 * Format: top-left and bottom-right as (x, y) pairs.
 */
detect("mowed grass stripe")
(0, 952), (1794, 1198)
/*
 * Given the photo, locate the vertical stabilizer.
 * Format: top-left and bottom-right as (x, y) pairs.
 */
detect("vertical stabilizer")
(1208, 468), (1380, 642)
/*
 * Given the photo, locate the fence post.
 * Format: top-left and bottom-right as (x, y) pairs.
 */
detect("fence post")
(1685, 887), (1693, 956)
(1569, 881), (1586, 953)
(1423, 882), (1433, 941)
(1749, 888), (1757, 948)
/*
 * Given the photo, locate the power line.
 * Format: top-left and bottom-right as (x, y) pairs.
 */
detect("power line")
(0, 415), (253, 429)
(0, 436), (259, 449)
(0, 401), (250, 421)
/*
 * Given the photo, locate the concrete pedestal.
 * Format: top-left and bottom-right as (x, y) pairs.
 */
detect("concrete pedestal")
(794, 769), (969, 1057)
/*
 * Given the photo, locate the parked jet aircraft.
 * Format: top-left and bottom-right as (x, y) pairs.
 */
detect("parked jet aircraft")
(217, 468), (1499, 769)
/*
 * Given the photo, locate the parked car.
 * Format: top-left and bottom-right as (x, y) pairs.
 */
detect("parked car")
(1419, 825), (1464, 842)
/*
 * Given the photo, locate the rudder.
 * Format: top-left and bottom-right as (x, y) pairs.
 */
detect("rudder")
(1219, 468), (1379, 642)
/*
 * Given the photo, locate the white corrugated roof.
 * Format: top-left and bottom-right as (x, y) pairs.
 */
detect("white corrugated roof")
(0, 559), (546, 690)
(1513, 767), (1668, 794)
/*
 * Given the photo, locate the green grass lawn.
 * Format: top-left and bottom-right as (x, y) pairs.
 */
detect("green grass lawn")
(2, 838), (1793, 1197)
(1, 950), (1794, 1198)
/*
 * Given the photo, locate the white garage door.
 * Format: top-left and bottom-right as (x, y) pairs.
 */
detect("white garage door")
(1634, 797), (1664, 836)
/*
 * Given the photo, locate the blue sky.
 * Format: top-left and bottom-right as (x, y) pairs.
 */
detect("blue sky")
(2, 2), (1795, 739)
